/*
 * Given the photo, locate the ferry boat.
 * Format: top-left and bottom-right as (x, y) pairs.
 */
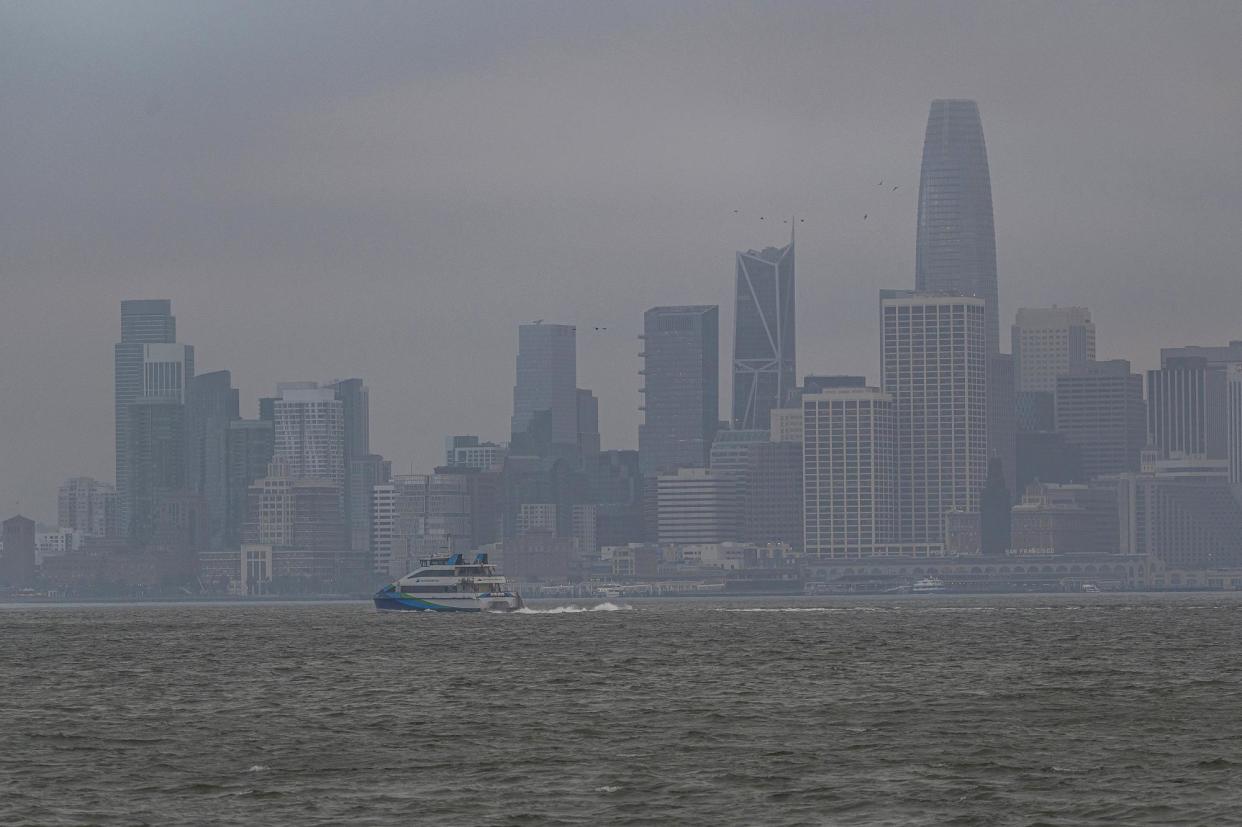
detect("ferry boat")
(1081, 583), (1101, 594)
(373, 553), (524, 612)
(911, 576), (947, 594)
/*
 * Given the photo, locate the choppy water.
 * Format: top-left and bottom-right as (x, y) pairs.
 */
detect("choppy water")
(3, 593), (1242, 825)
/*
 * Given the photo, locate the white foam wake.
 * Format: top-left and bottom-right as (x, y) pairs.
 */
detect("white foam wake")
(514, 602), (633, 614)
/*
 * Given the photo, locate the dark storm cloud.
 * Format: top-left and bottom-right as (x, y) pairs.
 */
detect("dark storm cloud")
(2, 1), (1240, 519)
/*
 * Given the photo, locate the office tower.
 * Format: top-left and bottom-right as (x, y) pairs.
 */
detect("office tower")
(244, 460), (344, 550)
(1015, 431), (1082, 495)
(445, 436), (508, 470)
(638, 305), (719, 475)
(590, 450), (644, 547)
(881, 291), (987, 545)
(1, 515), (37, 587)
(915, 101), (1012, 493)
(802, 388), (896, 557)
(1147, 357), (1228, 461)
(801, 375), (866, 395)
(348, 455), (391, 555)
(114, 300), (193, 536)
(655, 468), (739, 545)
(1012, 307), (1096, 393)
(742, 441), (803, 550)
(326, 378), (370, 551)
(733, 237), (795, 431)
(979, 458), (1011, 555)
(576, 389), (601, 460)
(1054, 360), (1146, 479)
(709, 429), (770, 477)
(1015, 390), (1056, 433)
(57, 477), (118, 538)
(1115, 458), (1242, 570)
(1159, 342), (1242, 484)
(127, 397), (187, 544)
(915, 100), (1000, 355)
(226, 420), (275, 548)
(511, 323), (578, 447)
(1010, 481), (1119, 556)
(186, 371), (240, 548)
(273, 383), (345, 485)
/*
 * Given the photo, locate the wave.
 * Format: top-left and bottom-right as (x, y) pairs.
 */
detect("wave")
(514, 602), (633, 614)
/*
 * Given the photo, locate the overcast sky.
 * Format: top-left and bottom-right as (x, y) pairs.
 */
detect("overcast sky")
(2, 1), (1240, 522)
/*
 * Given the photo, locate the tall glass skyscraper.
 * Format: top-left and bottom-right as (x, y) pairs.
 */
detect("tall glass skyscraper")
(114, 299), (193, 538)
(511, 323), (578, 448)
(732, 236), (795, 430)
(915, 99), (1000, 355)
(639, 305), (719, 476)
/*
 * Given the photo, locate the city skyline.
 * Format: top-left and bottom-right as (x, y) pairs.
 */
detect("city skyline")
(3, 3), (1242, 520)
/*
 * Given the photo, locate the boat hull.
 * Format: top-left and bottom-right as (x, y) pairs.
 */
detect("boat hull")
(373, 592), (525, 613)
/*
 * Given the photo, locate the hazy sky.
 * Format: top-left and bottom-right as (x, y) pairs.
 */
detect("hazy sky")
(3, 1), (1240, 522)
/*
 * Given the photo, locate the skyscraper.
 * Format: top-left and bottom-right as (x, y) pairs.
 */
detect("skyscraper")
(511, 323), (578, 448)
(1147, 357), (1228, 461)
(576, 388), (601, 460)
(915, 100), (1012, 493)
(881, 291), (988, 545)
(114, 300), (192, 536)
(127, 397), (187, 545)
(915, 100), (1000, 355)
(225, 419), (275, 548)
(1054, 360), (1146, 479)
(273, 383), (345, 486)
(57, 477), (117, 538)
(1012, 307), (1096, 393)
(1158, 342), (1242, 484)
(733, 237), (795, 430)
(638, 305), (719, 476)
(327, 378), (371, 550)
(187, 370), (240, 548)
(802, 387), (896, 557)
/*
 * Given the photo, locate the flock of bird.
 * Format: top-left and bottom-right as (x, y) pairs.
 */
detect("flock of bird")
(732, 179), (904, 224)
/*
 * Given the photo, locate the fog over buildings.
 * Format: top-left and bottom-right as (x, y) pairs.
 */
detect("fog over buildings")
(3, 2), (1242, 522)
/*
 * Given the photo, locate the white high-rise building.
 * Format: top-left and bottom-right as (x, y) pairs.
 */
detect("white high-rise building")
(1012, 307), (1096, 393)
(802, 388), (896, 557)
(57, 477), (117, 538)
(881, 291), (987, 545)
(273, 383), (345, 486)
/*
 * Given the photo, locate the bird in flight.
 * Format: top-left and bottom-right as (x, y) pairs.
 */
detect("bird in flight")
(893, 185), (899, 191)
(878, 180), (884, 186)
(863, 214), (868, 221)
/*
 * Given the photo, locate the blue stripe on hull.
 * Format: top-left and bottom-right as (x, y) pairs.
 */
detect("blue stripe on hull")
(373, 595), (481, 612)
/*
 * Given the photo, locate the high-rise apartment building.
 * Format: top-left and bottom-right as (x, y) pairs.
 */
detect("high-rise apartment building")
(733, 238), (795, 430)
(1054, 360), (1146, 479)
(802, 388), (896, 557)
(639, 305), (719, 475)
(272, 383), (345, 486)
(1, 515), (37, 587)
(114, 299), (193, 536)
(1012, 307), (1096, 393)
(57, 477), (117, 538)
(511, 323), (577, 447)
(186, 370), (240, 548)
(881, 291), (987, 545)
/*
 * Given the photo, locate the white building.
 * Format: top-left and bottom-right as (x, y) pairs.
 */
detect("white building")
(881, 291), (987, 545)
(273, 382), (345, 486)
(768, 408), (803, 444)
(1011, 306), (1095, 393)
(57, 477), (117, 538)
(802, 388), (896, 557)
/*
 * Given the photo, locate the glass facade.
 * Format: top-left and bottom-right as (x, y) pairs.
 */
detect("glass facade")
(732, 240), (795, 430)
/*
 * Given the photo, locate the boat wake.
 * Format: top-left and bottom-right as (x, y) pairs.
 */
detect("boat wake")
(514, 602), (633, 614)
